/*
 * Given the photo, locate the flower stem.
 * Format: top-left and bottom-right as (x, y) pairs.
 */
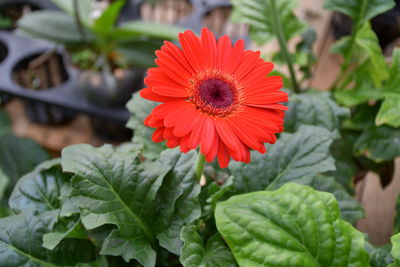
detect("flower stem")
(270, 0), (300, 93)
(195, 153), (206, 183)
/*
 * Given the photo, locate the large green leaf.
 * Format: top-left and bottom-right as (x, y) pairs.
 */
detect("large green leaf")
(116, 39), (161, 68)
(215, 183), (370, 267)
(9, 159), (69, 214)
(62, 144), (170, 266)
(231, 0), (306, 45)
(154, 149), (201, 255)
(284, 92), (349, 134)
(0, 133), (49, 198)
(353, 125), (400, 162)
(308, 175), (364, 224)
(229, 125), (335, 193)
(17, 10), (94, 46)
(324, 0), (394, 22)
(180, 226), (236, 267)
(0, 211), (58, 267)
(126, 92), (164, 160)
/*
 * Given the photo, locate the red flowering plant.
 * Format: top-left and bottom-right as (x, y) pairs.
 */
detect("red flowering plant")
(2, 0), (400, 266)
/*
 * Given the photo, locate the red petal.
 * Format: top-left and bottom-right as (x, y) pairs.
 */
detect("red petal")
(200, 28), (217, 69)
(162, 41), (195, 74)
(188, 116), (205, 149)
(214, 118), (242, 151)
(217, 141), (230, 168)
(226, 39), (245, 73)
(216, 35), (232, 70)
(140, 88), (180, 102)
(199, 116), (216, 155)
(152, 127), (165, 142)
(205, 136), (219, 163)
(179, 30), (205, 71)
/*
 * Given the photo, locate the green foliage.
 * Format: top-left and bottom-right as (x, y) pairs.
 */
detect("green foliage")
(61, 144), (201, 265)
(215, 183), (370, 267)
(324, 0), (395, 22)
(231, 0), (306, 46)
(126, 92), (164, 160)
(353, 125), (400, 162)
(180, 226), (236, 267)
(284, 92), (349, 134)
(229, 125), (335, 192)
(390, 233), (400, 266)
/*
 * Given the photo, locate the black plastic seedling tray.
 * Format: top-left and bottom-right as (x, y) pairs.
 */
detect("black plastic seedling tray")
(0, 31), (131, 124)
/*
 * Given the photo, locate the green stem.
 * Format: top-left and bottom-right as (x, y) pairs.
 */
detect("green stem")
(195, 153), (206, 183)
(270, 0), (300, 93)
(330, 0), (369, 90)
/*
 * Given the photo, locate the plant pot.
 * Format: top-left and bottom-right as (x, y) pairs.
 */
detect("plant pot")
(90, 116), (133, 142)
(12, 51), (77, 124)
(0, 38), (11, 106)
(79, 68), (144, 108)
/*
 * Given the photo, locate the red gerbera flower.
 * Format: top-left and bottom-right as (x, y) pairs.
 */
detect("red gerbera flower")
(141, 28), (288, 168)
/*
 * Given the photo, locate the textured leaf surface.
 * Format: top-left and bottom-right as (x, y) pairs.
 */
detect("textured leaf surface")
(0, 212), (55, 267)
(229, 125), (335, 193)
(308, 175), (364, 224)
(9, 159), (68, 214)
(324, 0), (394, 22)
(391, 233), (400, 266)
(215, 183), (370, 267)
(366, 243), (395, 267)
(154, 149), (201, 254)
(62, 144), (170, 266)
(354, 126), (400, 162)
(126, 92), (164, 159)
(231, 0), (306, 45)
(285, 92), (349, 134)
(180, 226), (236, 267)
(0, 133), (49, 197)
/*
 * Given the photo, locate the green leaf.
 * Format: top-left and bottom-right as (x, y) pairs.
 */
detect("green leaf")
(0, 133), (49, 199)
(376, 96), (400, 127)
(154, 149), (201, 255)
(49, 0), (93, 26)
(229, 125), (335, 193)
(9, 159), (69, 214)
(0, 111), (11, 137)
(43, 217), (86, 250)
(62, 144), (170, 266)
(334, 84), (384, 107)
(231, 0), (306, 45)
(391, 233), (400, 265)
(308, 175), (364, 224)
(354, 125), (400, 162)
(0, 211), (58, 267)
(180, 226), (236, 267)
(284, 92), (349, 134)
(324, 0), (394, 22)
(126, 92), (164, 160)
(92, 0), (125, 37)
(116, 21), (183, 40)
(376, 49), (400, 127)
(215, 183), (370, 267)
(0, 168), (8, 206)
(366, 243), (395, 267)
(333, 23), (388, 87)
(17, 10), (94, 46)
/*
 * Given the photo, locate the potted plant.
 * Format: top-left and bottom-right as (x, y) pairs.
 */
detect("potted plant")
(17, 0), (183, 108)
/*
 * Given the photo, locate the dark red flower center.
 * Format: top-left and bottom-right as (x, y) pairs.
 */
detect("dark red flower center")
(198, 79), (234, 108)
